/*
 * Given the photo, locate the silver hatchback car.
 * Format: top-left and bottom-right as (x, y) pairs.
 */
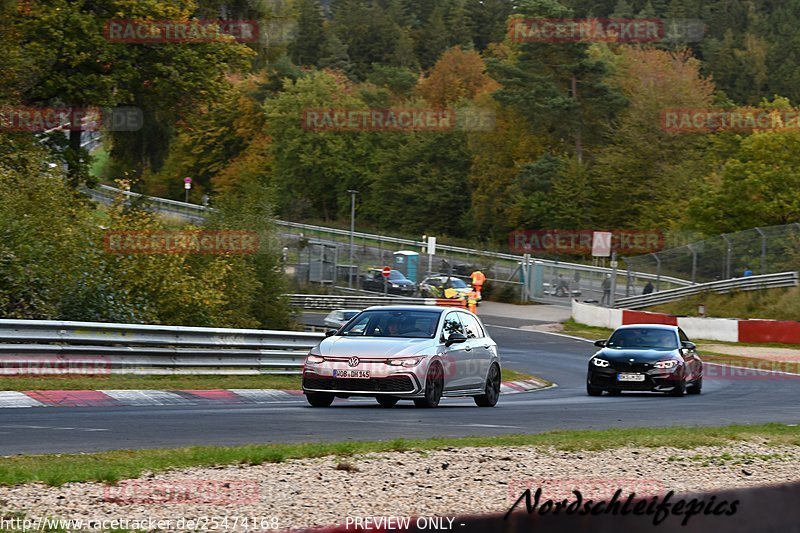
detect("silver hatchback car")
(302, 306), (501, 408)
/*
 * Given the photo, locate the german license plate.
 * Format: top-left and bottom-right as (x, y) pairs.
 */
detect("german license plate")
(333, 369), (370, 379)
(618, 373), (645, 382)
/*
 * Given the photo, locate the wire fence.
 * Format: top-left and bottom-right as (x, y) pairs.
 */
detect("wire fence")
(623, 223), (800, 291)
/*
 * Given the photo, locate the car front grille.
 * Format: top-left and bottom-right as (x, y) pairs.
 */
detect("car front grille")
(303, 373), (415, 393)
(610, 361), (654, 372)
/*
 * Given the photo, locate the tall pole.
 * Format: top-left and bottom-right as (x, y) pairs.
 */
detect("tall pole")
(347, 190), (359, 288)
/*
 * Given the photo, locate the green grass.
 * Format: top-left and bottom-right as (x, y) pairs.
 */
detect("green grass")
(0, 424), (796, 487)
(0, 369), (539, 391)
(647, 286), (800, 322)
(89, 147), (111, 179)
(561, 318), (614, 341)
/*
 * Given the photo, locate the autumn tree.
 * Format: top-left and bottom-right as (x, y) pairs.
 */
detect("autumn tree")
(417, 47), (499, 108)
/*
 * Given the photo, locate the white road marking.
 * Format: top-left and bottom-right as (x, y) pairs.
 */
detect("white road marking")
(0, 425), (108, 432)
(484, 324), (593, 343)
(465, 423), (523, 429)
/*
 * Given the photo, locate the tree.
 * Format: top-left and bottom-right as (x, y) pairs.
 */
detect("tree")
(289, 0), (326, 66)
(689, 121), (800, 233)
(417, 47), (499, 108)
(16, 0), (253, 185)
(489, 0), (625, 163)
(592, 48), (715, 229)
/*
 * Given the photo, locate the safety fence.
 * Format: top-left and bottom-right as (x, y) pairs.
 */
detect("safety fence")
(615, 272), (799, 310)
(0, 319), (323, 376)
(84, 185), (692, 306)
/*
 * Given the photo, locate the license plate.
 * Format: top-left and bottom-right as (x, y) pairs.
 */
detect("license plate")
(618, 373), (645, 382)
(333, 369), (370, 379)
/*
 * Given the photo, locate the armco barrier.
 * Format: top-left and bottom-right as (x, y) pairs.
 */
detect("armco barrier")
(287, 294), (466, 311)
(572, 300), (800, 344)
(0, 319), (323, 375)
(615, 271), (799, 310)
(299, 481), (800, 532)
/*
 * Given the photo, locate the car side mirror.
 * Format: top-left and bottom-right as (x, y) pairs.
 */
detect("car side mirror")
(594, 340), (607, 347)
(325, 329), (337, 338)
(681, 341), (696, 351)
(445, 332), (468, 347)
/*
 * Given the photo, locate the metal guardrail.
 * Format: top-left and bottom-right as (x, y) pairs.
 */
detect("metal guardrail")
(614, 271), (799, 310)
(85, 185), (692, 287)
(287, 294), (466, 311)
(0, 319), (323, 375)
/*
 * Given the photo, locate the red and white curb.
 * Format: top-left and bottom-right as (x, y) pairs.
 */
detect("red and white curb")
(0, 381), (551, 409)
(499, 378), (553, 394)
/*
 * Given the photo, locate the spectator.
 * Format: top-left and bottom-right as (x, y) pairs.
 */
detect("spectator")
(601, 274), (612, 306)
(743, 266), (754, 277)
(554, 274), (569, 296)
(643, 281), (654, 295)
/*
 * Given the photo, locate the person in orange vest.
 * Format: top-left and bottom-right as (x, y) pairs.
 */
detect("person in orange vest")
(467, 290), (479, 314)
(470, 270), (486, 297)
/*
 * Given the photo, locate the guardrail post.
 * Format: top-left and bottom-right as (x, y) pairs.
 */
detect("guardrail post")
(689, 243), (697, 284)
(722, 234), (732, 279)
(650, 253), (661, 292)
(755, 227), (767, 275)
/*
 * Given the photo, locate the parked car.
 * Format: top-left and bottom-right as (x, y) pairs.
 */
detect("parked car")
(586, 324), (703, 397)
(361, 269), (417, 295)
(302, 306), (502, 408)
(323, 309), (361, 329)
(419, 275), (480, 301)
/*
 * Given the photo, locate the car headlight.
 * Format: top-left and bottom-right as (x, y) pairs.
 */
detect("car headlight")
(306, 354), (325, 365)
(387, 357), (424, 368)
(654, 360), (678, 369)
(391, 283), (400, 288)
(592, 358), (610, 368)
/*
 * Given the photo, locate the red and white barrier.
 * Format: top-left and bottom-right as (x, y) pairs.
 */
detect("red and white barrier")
(571, 300), (800, 344)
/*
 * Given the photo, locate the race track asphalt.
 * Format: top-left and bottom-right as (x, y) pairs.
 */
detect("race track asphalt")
(1, 324), (798, 455)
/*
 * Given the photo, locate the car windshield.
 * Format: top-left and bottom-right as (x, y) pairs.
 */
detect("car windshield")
(606, 328), (679, 350)
(388, 271), (407, 281)
(339, 310), (440, 338)
(448, 278), (468, 288)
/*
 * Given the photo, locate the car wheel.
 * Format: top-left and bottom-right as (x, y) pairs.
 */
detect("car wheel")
(687, 377), (702, 395)
(376, 396), (399, 408)
(414, 362), (443, 408)
(586, 382), (603, 396)
(668, 380), (686, 397)
(474, 364), (501, 407)
(306, 392), (334, 407)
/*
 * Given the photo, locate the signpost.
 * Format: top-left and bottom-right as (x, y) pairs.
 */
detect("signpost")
(382, 266), (391, 297)
(184, 177), (192, 203)
(426, 236), (436, 277)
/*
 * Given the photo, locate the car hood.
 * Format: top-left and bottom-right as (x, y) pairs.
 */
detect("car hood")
(595, 348), (680, 362)
(319, 336), (435, 357)
(388, 279), (415, 286)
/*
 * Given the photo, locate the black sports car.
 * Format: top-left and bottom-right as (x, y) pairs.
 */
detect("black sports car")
(587, 324), (703, 397)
